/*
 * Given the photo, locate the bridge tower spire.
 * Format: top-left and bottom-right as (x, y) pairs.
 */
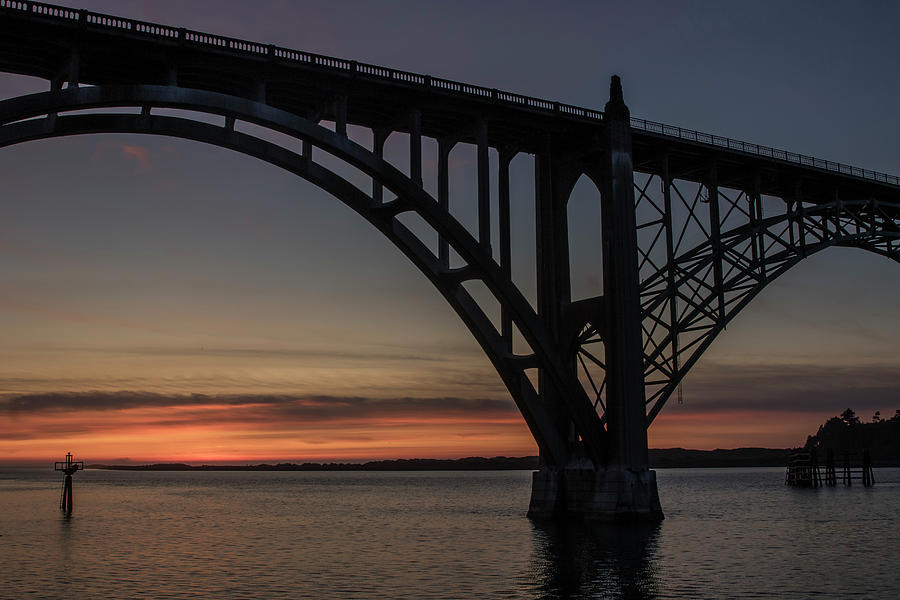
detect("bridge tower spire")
(602, 74), (651, 474)
(527, 76), (663, 520)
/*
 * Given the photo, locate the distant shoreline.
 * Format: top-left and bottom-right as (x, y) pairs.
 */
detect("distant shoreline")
(85, 448), (810, 471)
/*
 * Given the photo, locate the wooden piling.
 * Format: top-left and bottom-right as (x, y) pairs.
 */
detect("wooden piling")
(824, 448), (836, 486)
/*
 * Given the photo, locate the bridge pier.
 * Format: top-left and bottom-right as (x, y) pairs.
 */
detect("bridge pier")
(527, 76), (662, 521)
(528, 466), (661, 520)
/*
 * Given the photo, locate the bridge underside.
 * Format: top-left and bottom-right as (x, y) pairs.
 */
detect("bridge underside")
(2, 2), (900, 520)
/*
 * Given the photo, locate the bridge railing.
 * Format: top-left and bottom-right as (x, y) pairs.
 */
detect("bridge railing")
(2, 0), (898, 188)
(630, 116), (900, 186)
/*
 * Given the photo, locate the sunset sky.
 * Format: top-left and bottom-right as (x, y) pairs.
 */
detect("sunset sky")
(3, 1), (900, 464)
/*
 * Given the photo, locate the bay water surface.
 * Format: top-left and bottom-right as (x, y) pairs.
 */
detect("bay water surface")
(2, 467), (898, 599)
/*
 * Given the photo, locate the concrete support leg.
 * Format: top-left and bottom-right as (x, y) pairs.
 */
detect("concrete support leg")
(527, 467), (661, 520)
(527, 76), (663, 521)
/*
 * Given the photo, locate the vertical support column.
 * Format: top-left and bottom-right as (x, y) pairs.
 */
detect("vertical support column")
(706, 165), (725, 320)
(601, 76), (650, 473)
(372, 128), (389, 204)
(869, 197), (878, 236)
(499, 149), (514, 350)
(753, 175), (767, 281)
(409, 109), (422, 187)
(334, 95), (348, 137)
(530, 77), (661, 521)
(437, 139), (453, 266)
(477, 118), (491, 251)
(818, 189), (829, 240)
(67, 48), (79, 88)
(534, 149), (571, 342)
(255, 80), (267, 104)
(302, 112), (318, 169)
(833, 189), (844, 237)
(302, 138), (313, 168)
(795, 182), (808, 257)
(662, 155), (679, 382)
(748, 181), (760, 271)
(787, 198), (796, 247)
(534, 143), (573, 464)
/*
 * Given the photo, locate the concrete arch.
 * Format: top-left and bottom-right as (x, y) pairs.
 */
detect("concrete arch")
(0, 84), (609, 464)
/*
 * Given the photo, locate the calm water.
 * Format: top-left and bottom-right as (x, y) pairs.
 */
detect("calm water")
(1, 467), (898, 599)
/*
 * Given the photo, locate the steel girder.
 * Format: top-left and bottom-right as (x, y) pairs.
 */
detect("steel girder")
(0, 85), (609, 465)
(568, 165), (900, 431)
(632, 165), (900, 424)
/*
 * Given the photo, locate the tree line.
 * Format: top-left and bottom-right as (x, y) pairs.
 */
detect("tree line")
(804, 408), (900, 465)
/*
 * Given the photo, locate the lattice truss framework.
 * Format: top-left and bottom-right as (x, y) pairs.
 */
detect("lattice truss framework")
(600, 160), (900, 426)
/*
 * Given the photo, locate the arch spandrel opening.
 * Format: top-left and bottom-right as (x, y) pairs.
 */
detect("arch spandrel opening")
(447, 142), (479, 251)
(564, 174), (606, 421)
(567, 174), (603, 302)
(507, 152), (537, 313)
(0, 72), (48, 98)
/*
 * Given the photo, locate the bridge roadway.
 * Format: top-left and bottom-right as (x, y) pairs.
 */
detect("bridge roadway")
(1, 0), (898, 207)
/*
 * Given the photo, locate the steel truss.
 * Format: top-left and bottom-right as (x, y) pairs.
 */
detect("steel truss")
(630, 160), (900, 425)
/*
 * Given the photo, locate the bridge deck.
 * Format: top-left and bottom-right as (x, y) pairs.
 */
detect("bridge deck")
(1, 0), (898, 203)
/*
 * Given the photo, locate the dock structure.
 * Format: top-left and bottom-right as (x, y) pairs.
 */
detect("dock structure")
(841, 449), (875, 487)
(785, 449), (821, 487)
(54, 452), (83, 514)
(824, 448), (837, 486)
(786, 448), (874, 488)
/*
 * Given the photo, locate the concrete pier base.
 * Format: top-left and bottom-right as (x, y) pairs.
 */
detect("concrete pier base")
(527, 467), (663, 521)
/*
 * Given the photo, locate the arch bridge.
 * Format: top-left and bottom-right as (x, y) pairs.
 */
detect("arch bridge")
(2, 1), (899, 519)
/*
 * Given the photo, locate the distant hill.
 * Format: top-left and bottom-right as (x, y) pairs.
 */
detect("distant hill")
(87, 411), (900, 471)
(648, 447), (790, 468)
(90, 448), (797, 471)
(90, 456), (539, 471)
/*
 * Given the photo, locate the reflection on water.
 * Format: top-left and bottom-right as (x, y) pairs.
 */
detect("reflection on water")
(531, 520), (660, 600)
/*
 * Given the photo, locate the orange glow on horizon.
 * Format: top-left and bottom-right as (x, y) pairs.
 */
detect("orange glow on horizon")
(648, 409), (827, 450)
(1, 395), (835, 465)
(0, 400), (539, 464)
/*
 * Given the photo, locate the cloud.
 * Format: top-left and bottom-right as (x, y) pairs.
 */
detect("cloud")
(2, 391), (518, 422)
(673, 359), (900, 415)
(90, 141), (152, 173)
(90, 345), (452, 363)
(0, 392), (527, 457)
(121, 145), (151, 172)
(0, 295), (175, 335)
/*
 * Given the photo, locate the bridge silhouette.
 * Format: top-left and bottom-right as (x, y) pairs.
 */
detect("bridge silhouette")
(2, 1), (899, 519)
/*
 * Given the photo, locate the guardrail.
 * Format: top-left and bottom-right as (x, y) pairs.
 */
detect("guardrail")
(630, 117), (900, 186)
(2, 0), (898, 187)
